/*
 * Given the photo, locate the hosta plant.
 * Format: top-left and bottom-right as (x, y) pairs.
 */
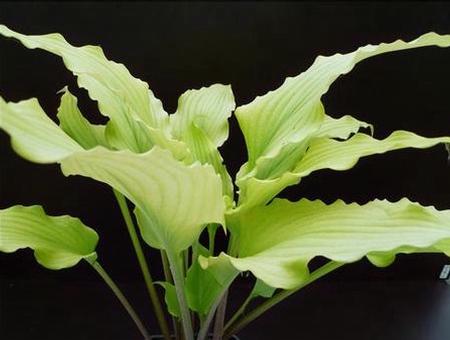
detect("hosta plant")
(1, 25), (450, 340)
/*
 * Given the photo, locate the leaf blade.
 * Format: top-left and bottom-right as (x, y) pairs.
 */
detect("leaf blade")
(294, 131), (450, 179)
(183, 123), (234, 199)
(221, 198), (450, 289)
(170, 84), (235, 198)
(0, 205), (98, 269)
(185, 244), (238, 315)
(237, 32), (450, 167)
(155, 282), (180, 318)
(235, 32), (450, 207)
(57, 87), (108, 149)
(60, 146), (225, 253)
(0, 24), (170, 153)
(0, 97), (82, 163)
(315, 114), (373, 140)
(171, 84), (235, 148)
(236, 130), (450, 211)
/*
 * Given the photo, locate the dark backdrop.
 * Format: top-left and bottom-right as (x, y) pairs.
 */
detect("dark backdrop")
(1, 2), (450, 340)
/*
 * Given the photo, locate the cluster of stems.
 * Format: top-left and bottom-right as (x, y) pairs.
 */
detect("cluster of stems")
(89, 190), (343, 340)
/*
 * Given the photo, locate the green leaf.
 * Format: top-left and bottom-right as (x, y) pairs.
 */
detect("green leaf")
(236, 131), (450, 211)
(110, 119), (191, 161)
(293, 131), (450, 180)
(60, 146), (225, 253)
(155, 282), (180, 318)
(236, 32), (450, 206)
(237, 102), (324, 182)
(315, 114), (373, 140)
(183, 123), (234, 199)
(185, 244), (238, 315)
(0, 24), (171, 153)
(103, 112), (154, 153)
(170, 84), (235, 148)
(215, 198), (450, 289)
(0, 205), (98, 269)
(57, 87), (108, 149)
(170, 85), (235, 198)
(133, 207), (165, 250)
(250, 279), (277, 299)
(0, 97), (82, 163)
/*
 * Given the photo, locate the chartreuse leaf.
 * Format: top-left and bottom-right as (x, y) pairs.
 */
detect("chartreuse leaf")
(185, 244), (238, 316)
(0, 24), (168, 128)
(0, 24), (175, 154)
(236, 32), (450, 207)
(171, 84), (235, 147)
(236, 131), (450, 211)
(207, 198), (450, 289)
(170, 85), (235, 198)
(0, 205), (98, 269)
(0, 97), (82, 163)
(133, 207), (166, 250)
(315, 114), (373, 140)
(235, 113), (374, 205)
(60, 146), (225, 253)
(57, 87), (108, 149)
(103, 110), (154, 152)
(183, 124), (234, 199)
(292, 131), (450, 180)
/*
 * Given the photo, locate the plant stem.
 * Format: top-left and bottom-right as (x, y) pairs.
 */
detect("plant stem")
(161, 250), (174, 283)
(184, 249), (189, 275)
(161, 250), (180, 340)
(167, 251), (195, 340)
(90, 261), (151, 340)
(223, 261), (344, 338)
(196, 289), (227, 340)
(113, 190), (171, 340)
(207, 224), (216, 256)
(192, 241), (200, 264)
(226, 232), (238, 257)
(212, 290), (228, 340)
(183, 248), (196, 333)
(224, 290), (253, 331)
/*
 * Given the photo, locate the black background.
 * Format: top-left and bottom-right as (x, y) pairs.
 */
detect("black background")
(1, 2), (450, 340)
